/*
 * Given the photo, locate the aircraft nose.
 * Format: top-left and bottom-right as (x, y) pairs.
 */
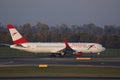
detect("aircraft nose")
(102, 47), (106, 51)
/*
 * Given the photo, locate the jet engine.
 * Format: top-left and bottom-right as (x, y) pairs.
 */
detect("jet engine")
(73, 52), (83, 57)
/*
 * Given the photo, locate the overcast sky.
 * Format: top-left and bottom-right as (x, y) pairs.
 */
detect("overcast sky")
(0, 0), (120, 26)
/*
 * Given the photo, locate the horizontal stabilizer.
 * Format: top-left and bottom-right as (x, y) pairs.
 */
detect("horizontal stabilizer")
(0, 43), (11, 47)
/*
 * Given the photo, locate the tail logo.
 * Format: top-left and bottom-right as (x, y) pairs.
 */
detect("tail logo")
(12, 32), (17, 36)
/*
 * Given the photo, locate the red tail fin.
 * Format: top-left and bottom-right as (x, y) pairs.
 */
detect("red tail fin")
(8, 24), (27, 44)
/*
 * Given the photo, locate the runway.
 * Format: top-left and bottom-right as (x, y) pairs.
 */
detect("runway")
(0, 57), (120, 67)
(0, 57), (120, 80)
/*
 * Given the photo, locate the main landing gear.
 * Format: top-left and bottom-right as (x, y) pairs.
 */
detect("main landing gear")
(50, 53), (65, 58)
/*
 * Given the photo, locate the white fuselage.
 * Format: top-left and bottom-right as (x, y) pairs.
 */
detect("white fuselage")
(10, 42), (105, 54)
(7, 24), (105, 56)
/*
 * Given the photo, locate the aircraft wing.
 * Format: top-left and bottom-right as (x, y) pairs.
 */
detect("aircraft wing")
(58, 40), (83, 57)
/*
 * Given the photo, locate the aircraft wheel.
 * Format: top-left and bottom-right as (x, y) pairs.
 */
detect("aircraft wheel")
(58, 53), (65, 57)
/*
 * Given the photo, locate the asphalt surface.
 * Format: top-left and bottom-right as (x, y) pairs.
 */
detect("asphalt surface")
(0, 57), (120, 67)
(0, 57), (120, 80)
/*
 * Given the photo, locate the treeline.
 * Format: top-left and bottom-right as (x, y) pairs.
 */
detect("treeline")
(0, 22), (120, 49)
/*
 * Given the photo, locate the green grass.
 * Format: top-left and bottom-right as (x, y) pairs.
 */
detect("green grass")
(101, 49), (120, 57)
(0, 66), (120, 77)
(0, 47), (50, 58)
(0, 47), (120, 58)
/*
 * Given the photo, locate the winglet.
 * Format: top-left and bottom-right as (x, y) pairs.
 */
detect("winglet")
(64, 39), (69, 47)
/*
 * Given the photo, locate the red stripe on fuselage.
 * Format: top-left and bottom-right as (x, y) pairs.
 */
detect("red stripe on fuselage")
(13, 37), (27, 44)
(8, 24), (14, 29)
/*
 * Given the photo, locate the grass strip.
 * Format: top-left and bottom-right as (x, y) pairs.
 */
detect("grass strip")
(0, 66), (120, 77)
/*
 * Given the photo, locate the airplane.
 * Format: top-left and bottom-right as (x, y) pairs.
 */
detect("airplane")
(6, 24), (105, 57)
